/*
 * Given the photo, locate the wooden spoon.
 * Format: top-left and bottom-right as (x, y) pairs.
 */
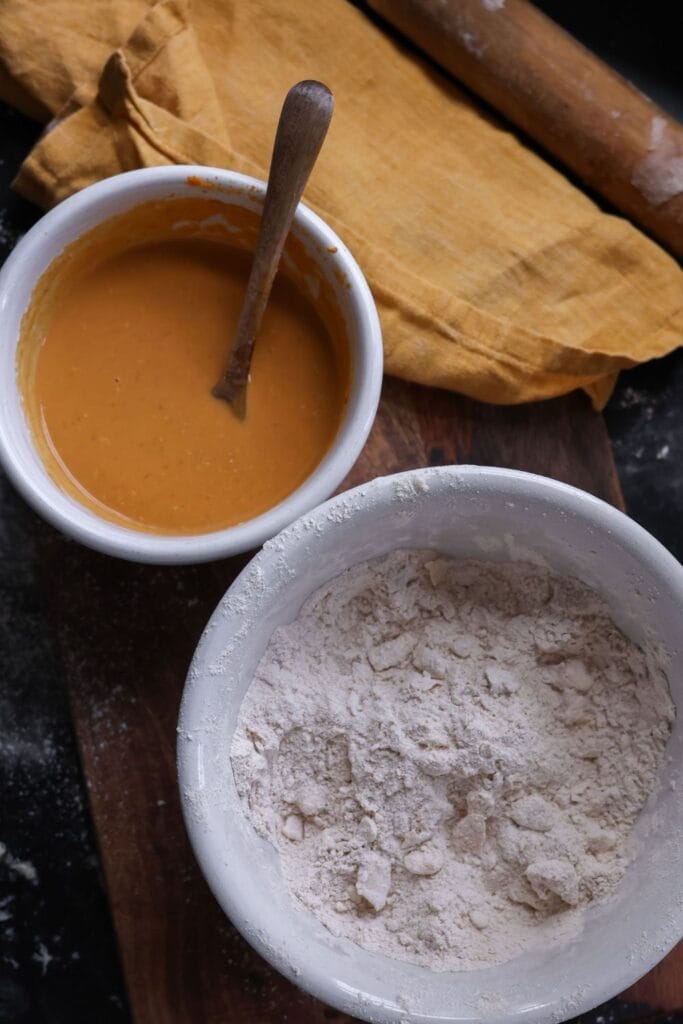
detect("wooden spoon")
(212, 80), (334, 414)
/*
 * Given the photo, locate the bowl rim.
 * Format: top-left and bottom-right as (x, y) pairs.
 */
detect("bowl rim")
(0, 165), (383, 564)
(177, 464), (683, 1024)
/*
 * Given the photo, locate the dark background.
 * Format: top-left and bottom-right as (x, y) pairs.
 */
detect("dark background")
(0, 3), (681, 1022)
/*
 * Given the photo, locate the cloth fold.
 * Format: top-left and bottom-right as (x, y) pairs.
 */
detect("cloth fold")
(1, 0), (680, 408)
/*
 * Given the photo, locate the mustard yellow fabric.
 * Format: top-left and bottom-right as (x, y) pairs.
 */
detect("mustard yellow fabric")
(1, 0), (680, 408)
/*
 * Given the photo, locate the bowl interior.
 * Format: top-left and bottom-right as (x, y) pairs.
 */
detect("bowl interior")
(178, 466), (682, 1024)
(0, 167), (381, 563)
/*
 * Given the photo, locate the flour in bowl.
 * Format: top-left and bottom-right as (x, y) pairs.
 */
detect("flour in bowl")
(230, 551), (674, 970)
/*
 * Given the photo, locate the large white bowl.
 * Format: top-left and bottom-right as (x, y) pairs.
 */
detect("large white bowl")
(0, 166), (383, 563)
(178, 466), (682, 1024)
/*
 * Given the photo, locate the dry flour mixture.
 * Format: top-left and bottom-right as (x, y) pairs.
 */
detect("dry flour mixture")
(231, 551), (674, 970)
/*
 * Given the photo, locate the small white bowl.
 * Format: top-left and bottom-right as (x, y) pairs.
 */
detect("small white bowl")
(0, 166), (382, 564)
(178, 466), (683, 1024)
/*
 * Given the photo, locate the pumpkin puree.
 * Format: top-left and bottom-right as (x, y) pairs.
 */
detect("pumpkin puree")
(18, 197), (349, 535)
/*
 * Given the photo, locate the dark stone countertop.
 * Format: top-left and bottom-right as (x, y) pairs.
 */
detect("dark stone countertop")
(0, 4), (680, 1022)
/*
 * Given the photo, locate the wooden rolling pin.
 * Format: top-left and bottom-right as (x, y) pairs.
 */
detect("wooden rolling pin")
(367, 0), (683, 257)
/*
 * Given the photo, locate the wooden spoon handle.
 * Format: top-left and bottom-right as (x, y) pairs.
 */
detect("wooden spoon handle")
(213, 80), (334, 406)
(368, 0), (683, 257)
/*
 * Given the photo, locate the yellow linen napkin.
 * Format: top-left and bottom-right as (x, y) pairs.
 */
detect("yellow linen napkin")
(1, 0), (680, 408)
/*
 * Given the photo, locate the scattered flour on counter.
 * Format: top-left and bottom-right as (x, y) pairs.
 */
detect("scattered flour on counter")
(32, 941), (55, 975)
(231, 551), (674, 970)
(0, 841), (39, 884)
(0, 209), (21, 249)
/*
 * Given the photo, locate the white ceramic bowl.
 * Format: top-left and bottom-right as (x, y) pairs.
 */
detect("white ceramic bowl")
(178, 465), (683, 1024)
(0, 166), (382, 564)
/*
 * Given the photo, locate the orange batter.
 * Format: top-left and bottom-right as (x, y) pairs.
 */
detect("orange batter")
(18, 199), (349, 535)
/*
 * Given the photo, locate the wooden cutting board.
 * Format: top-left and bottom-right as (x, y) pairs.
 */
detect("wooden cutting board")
(38, 378), (681, 1022)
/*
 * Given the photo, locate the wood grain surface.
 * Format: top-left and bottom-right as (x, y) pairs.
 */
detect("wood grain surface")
(366, 0), (683, 256)
(39, 380), (681, 1022)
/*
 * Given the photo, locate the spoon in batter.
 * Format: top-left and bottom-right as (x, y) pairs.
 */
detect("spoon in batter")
(212, 80), (334, 415)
